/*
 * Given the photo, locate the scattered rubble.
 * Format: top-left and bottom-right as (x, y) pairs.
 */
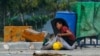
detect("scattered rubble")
(33, 53), (68, 56)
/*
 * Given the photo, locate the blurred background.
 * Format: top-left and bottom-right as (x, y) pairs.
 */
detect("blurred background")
(0, 0), (77, 41)
(0, 0), (99, 41)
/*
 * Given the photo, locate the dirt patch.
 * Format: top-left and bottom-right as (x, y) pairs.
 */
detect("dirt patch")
(33, 53), (69, 56)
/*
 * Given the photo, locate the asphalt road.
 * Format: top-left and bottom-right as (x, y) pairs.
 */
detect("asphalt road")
(0, 42), (100, 56)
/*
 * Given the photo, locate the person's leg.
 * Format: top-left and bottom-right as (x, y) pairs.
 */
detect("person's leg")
(59, 37), (75, 50)
(41, 36), (57, 50)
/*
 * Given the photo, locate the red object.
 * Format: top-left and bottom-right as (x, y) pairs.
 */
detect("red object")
(60, 26), (75, 41)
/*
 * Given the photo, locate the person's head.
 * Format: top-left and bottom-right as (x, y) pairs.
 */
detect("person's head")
(56, 21), (64, 30)
(53, 18), (69, 30)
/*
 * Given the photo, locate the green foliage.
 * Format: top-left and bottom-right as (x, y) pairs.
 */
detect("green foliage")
(0, 0), (77, 18)
(44, 0), (57, 11)
(44, 0), (76, 11)
(0, 0), (77, 38)
(5, 14), (50, 29)
(58, 0), (68, 10)
(24, 15), (50, 29)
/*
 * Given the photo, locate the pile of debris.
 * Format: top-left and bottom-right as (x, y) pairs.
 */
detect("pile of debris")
(33, 53), (68, 56)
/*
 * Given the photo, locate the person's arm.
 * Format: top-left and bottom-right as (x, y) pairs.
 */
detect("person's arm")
(57, 30), (72, 37)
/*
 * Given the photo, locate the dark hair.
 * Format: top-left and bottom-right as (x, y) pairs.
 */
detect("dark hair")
(56, 20), (64, 26)
(51, 18), (69, 35)
(54, 18), (69, 27)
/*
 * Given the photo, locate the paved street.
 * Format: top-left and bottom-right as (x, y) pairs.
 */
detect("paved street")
(0, 42), (100, 56)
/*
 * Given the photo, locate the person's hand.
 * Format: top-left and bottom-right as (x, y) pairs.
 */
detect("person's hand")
(57, 33), (62, 37)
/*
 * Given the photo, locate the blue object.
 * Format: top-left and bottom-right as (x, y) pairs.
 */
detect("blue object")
(55, 11), (76, 35)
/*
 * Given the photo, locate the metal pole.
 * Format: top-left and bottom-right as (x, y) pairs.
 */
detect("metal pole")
(41, 16), (42, 32)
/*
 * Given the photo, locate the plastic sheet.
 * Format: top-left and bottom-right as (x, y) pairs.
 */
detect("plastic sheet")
(76, 2), (100, 38)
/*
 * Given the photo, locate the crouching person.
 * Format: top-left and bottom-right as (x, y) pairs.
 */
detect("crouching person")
(41, 20), (76, 50)
(56, 20), (76, 50)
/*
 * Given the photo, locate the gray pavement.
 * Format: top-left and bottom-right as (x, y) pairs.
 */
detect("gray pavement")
(0, 42), (100, 56)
